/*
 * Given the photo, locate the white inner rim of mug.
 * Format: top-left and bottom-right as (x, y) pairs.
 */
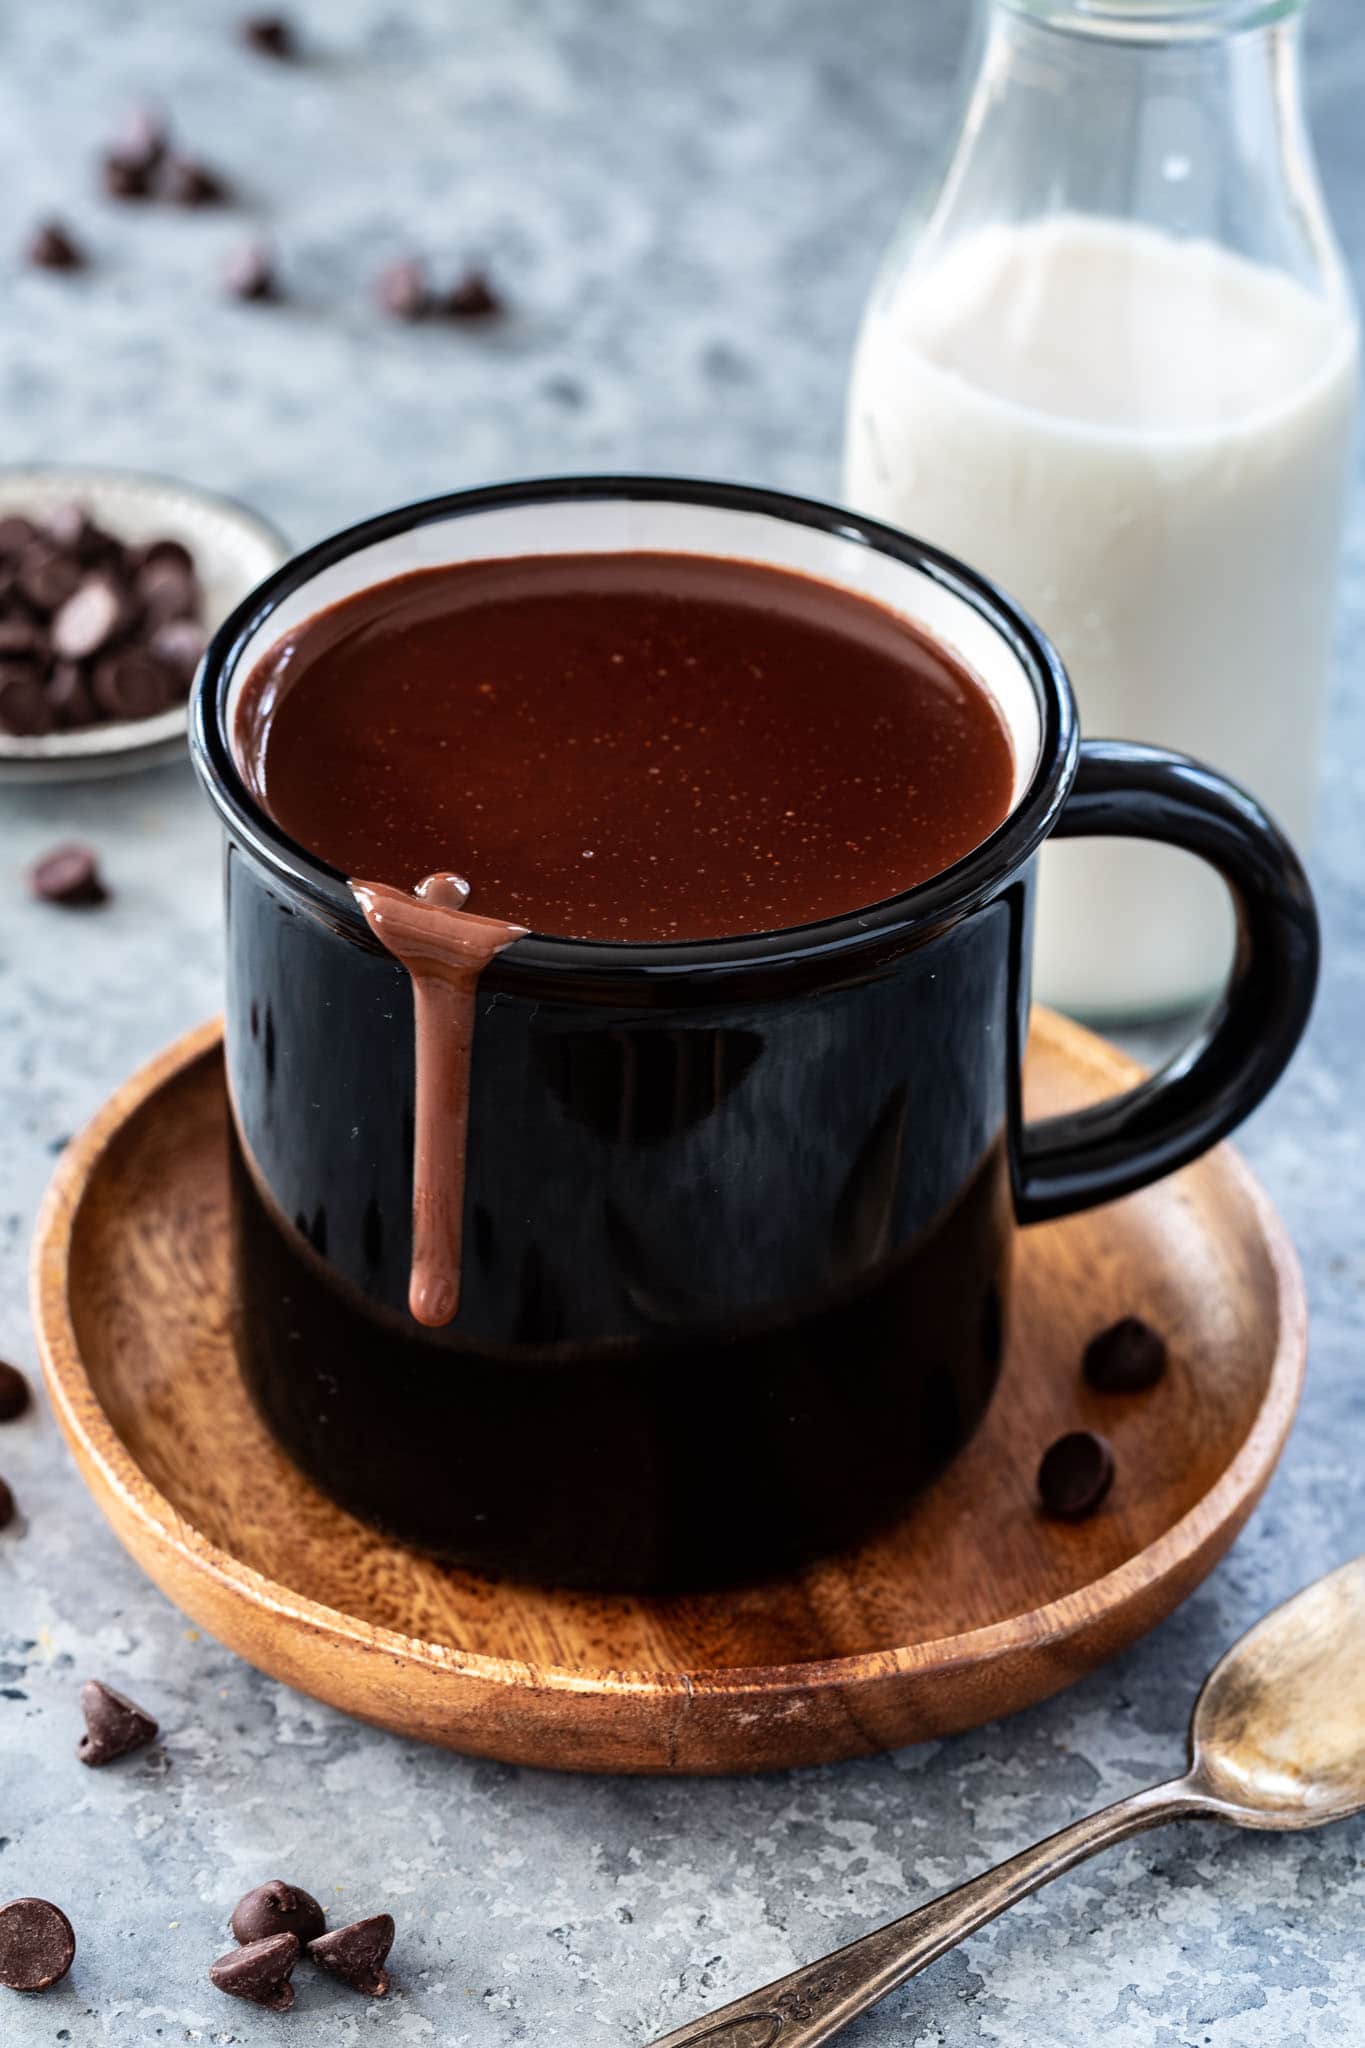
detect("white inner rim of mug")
(225, 497), (1044, 818)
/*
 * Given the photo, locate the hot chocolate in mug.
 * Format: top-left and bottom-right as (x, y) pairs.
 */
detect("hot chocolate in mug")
(191, 477), (1318, 1592)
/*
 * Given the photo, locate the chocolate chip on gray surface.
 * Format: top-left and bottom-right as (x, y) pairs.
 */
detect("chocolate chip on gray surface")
(1083, 1315), (1168, 1394)
(0, 1361), (30, 1422)
(308, 1914), (394, 1996)
(210, 1932), (300, 2010)
(242, 13), (296, 58)
(444, 267), (502, 320)
(1038, 1429), (1115, 1521)
(100, 104), (168, 201)
(231, 1880), (325, 1948)
(101, 150), (153, 201)
(117, 104), (170, 172)
(0, 1477), (14, 1531)
(224, 239), (278, 302)
(0, 1898), (75, 1993)
(156, 155), (227, 207)
(77, 1678), (158, 1766)
(26, 221), (86, 271)
(376, 256), (430, 321)
(29, 842), (108, 906)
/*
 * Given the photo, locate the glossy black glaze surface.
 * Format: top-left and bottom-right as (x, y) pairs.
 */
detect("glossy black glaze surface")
(192, 477), (1319, 1591)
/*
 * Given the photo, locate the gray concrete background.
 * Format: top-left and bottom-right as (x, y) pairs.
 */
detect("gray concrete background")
(2, 1), (1365, 2041)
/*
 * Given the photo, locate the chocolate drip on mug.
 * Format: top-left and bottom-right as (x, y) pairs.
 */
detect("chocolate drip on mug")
(351, 873), (527, 1326)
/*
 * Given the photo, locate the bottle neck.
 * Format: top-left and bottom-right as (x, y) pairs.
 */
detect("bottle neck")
(995, 0), (1305, 39)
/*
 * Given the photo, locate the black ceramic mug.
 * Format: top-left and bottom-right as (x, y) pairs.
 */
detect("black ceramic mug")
(191, 477), (1318, 1592)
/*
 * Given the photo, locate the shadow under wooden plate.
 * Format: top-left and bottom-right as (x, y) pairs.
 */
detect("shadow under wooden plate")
(32, 1011), (1304, 1774)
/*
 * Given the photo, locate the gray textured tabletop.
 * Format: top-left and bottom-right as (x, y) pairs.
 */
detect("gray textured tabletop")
(3, 1), (1365, 2042)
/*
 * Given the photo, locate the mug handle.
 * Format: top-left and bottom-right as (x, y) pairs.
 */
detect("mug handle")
(1015, 739), (1320, 1224)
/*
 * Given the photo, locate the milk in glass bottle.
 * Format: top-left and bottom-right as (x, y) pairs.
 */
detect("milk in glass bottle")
(845, 0), (1357, 1018)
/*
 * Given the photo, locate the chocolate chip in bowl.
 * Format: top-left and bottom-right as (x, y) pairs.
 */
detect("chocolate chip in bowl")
(0, 469), (287, 782)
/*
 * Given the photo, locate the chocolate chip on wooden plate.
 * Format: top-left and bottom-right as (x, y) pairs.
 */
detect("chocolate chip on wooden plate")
(308, 1914), (394, 1996)
(77, 1678), (158, 1766)
(0, 1478), (14, 1532)
(232, 1879), (325, 1947)
(26, 221), (86, 272)
(1083, 1315), (1168, 1394)
(29, 842), (108, 906)
(1038, 1429), (1115, 1521)
(0, 1899), (75, 1993)
(0, 1361), (30, 1422)
(210, 1931), (300, 2010)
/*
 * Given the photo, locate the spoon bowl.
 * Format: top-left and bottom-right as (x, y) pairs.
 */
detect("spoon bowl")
(1189, 1554), (1365, 1828)
(649, 1554), (1365, 2045)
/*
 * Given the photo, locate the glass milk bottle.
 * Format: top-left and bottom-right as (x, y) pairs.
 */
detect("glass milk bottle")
(845, 0), (1357, 1019)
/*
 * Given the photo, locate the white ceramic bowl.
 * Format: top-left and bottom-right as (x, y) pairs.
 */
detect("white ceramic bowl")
(0, 467), (289, 783)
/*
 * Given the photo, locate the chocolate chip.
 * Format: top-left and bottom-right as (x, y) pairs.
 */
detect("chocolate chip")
(210, 1932), (299, 2010)
(116, 104), (170, 172)
(149, 619), (207, 690)
(52, 575), (128, 661)
(156, 156), (227, 207)
(48, 663), (98, 729)
(138, 537), (195, 578)
(101, 151), (153, 201)
(1038, 1429), (1115, 1521)
(0, 1899), (75, 1993)
(77, 1678), (158, 1766)
(0, 1478), (13, 1531)
(224, 239), (278, 302)
(0, 620), (45, 662)
(26, 221), (85, 272)
(138, 556), (199, 627)
(0, 517), (39, 559)
(28, 842), (108, 906)
(1083, 1316), (1168, 1394)
(0, 1362), (30, 1423)
(376, 257), (430, 321)
(93, 651), (172, 721)
(231, 1880), (325, 1947)
(0, 668), (54, 736)
(242, 14), (296, 58)
(308, 1914), (394, 1996)
(444, 268), (502, 320)
(16, 544), (83, 615)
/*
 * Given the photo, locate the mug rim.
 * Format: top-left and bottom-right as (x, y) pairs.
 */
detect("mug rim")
(191, 474), (1079, 988)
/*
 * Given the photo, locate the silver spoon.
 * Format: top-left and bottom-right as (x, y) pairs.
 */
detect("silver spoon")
(647, 1554), (1365, 2048)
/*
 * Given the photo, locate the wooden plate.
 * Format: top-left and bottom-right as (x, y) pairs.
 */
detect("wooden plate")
(32, 1012), (1305, 1775)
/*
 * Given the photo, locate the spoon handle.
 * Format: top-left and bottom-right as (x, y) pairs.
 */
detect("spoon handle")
(646, 1777), (1208, 2047)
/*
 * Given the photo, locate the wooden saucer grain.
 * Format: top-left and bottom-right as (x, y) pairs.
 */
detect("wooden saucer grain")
(32, 1012), (1305, 1775)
